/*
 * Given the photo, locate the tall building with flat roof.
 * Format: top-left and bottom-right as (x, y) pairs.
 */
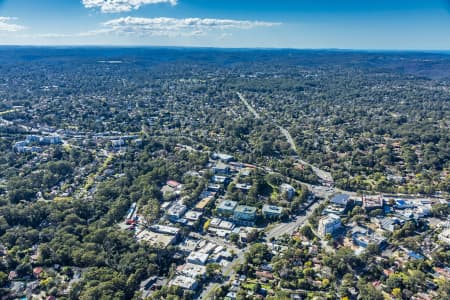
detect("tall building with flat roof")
(187, 252), (209, 265)
(169, 275), (198, 290)
(330, 194), (350, 206)
(362, 195), (383, 211)
(233, 205), (257, 225)
(318, 214), (341, 237)
(167, 201), (187, 221)
(262, 205), (283, 218)
(217, 200), (237, 216)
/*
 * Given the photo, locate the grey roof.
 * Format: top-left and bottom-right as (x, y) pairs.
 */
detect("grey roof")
(330, 194), (350, 206)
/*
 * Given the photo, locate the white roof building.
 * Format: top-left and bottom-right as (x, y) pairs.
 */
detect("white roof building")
(187, 252), (209, 265)
(439, 229), (450, 245)
(169, 275), (198, 290)
(185, 210), (203, 221)
(178, 263), (207, 279)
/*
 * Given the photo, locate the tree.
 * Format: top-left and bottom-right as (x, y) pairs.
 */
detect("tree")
(431, 204), (449, 218)
(300, 225), (315, 240)
(357, 280), (384, 300)
(392, 287), (401, 298)
(229, 233), (239, 244)
(0, 271), (8, 288)
(206, 263), (221, 279)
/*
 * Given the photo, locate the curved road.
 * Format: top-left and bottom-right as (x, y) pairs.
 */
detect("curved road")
(237, 91), (333, 183)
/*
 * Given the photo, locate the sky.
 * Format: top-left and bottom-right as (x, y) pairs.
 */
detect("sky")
(1, 0), (450, 49)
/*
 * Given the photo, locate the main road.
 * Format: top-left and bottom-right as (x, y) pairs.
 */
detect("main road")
(265, 198), (324, 240)
(236, 91), (333, 184)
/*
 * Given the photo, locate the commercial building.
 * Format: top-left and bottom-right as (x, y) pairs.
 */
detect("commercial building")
(217, 200), (238, 216)
(280, 183), (295, 200)
(169, 275), (198, 290)
(177, 263), (207, 279)
(324, 194), (351, 215)
(351, 227), (387, 249)
(233, 205), (257, 226)
(439, 229), (450, 245)
(331, 194), (350, 207)
(149, 225), (180, 236)
(262, 205), (283, 218)
(179, 238), (199, 254)
(185, 210), (203, 223)
(378, 217), (402, 232)
(167, 201), (187, 221)
(187, 252), (209, 265)
(362, 195), (384, 211)
(136, 230), (176, 248)
(212, 153), (234, 163)
(318, 214), (341, 237)
(194, 196), (213, 211)
(213, 162), (230, 175)
(209, 218), (235, 230)
(394, 199), (415, 210)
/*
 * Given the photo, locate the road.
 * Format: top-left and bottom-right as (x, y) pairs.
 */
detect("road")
(237, 91), (333, 184)
(198, 246), (246, 300)
(0, 108), (20, 116)
(265, 198), (324, 240)
(237, 92), (260, 119)
(276, 124), (333, 183)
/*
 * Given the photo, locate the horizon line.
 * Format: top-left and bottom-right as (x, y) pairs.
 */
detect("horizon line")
(0, 44), (450, 54)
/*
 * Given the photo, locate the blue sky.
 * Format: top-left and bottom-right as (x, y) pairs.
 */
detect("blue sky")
(0, 0), (450, 49)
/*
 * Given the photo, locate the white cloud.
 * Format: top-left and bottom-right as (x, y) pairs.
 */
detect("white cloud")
(23, 17), (280, 41)
(0, 17), (25, 32)
(102, 17), (281, 37)
(82, 0), (177, 13)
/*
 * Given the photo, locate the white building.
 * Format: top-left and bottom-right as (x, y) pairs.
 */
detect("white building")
(439, 229), (450, 245)
(149, 225), (180, 236)
(187, 252), (209, 265)
(280, 183), (295, 200)
(169, 275), (198, 290)
(185, 210), (203, 222)
(178, 263), (207, 279)
(167, 201), (187, 221)
(318, 214), (341, 237)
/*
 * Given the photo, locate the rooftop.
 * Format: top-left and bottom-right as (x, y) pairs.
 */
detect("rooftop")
(218, 200), (238, 211)
(170, 275), (197, 290)
(213, 153), (234, 161)
(187, 252), (209, 265)
(149, 225), (180, 235)
(320, 213), (341, 223)
(195, 196), (213, 210)
(178, 263), (207, 278)
(234, 205), (257, 214)
(185, 210), (203, 221)
(330, 194), (350, 206)
(363, 195), (384, 208)
(167, 180), (181, 188)
(136, 230), (175, 248)
(262, 204), (283, 214)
